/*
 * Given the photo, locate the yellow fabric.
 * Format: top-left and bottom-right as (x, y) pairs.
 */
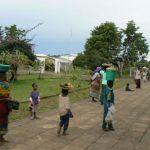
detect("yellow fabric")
(0, 81), (10, 98)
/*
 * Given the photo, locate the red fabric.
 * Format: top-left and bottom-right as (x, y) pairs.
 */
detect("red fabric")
(0, 100), (9, 124)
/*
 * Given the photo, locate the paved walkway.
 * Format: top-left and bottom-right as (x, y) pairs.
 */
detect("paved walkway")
(1, 82), (150, 150)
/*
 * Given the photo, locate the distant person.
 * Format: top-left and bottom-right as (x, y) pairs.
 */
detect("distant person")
(57, 83), (73, 136)
(89, 67), (101, 102)
(29, 83), (40, 120)
(147, 68), (150, 81)
(142, 69), (147, 83)
(134, 67), (141, 88)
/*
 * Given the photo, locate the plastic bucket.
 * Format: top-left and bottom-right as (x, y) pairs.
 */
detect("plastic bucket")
(0, 64), (10, 72)
(106, 69), (116, 81)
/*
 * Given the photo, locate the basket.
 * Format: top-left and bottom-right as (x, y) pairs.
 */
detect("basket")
(0, 64), (10, 72)
(106, 69), (116, 81)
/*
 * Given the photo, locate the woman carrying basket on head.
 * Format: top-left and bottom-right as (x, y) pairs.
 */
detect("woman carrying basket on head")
(0, 64), (11, 143)
(89, 67), (101, 102)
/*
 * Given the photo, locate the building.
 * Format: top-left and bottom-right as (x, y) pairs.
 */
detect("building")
(35, 53), (47, 73)
(36, 53), (77, 73)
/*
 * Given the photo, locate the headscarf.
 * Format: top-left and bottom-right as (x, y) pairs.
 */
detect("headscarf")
(93, 67), (101, 74)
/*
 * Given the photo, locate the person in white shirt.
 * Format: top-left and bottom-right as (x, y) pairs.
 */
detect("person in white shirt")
(142, 69), (147, 82)
(134, 67), (141, 88)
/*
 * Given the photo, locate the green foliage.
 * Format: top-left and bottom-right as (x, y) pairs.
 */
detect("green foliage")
(0, 50), (30, 65)
(0, 24), (38, 81)
(0, 50), (31, 81)
(135, 59), (150, 68)
(72, 53), (87, 68)
(45, 58), (55, 71)
(73, 20), (149, 72)
(0, 25), (36, 61)
(121, 20), (149, 66)
(73, 22), (122, 70)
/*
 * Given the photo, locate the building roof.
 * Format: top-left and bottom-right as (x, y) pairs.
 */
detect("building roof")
(36, 53), (47, 57)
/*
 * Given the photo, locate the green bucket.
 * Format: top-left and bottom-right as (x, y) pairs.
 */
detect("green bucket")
(0, 64), (10, 72)
(106, 69), (116, 81)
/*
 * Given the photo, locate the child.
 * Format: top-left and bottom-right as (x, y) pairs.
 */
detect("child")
(29, 83), (40, 120)
(125, 83), (134, 91)
(57, 83), (73, 136)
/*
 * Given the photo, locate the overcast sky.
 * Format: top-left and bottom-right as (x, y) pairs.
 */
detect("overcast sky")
(1, 0), (150, 56)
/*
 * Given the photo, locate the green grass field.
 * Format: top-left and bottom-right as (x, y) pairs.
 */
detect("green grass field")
(10, 73), (90, 101)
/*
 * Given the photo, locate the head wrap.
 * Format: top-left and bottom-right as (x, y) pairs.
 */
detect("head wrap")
(93, 66), (101, 75)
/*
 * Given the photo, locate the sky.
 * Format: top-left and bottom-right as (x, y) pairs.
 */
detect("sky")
(1, 0), (150, 56)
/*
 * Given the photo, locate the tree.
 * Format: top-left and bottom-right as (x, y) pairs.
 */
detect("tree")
(0, 51), (31, 81)
(74, 22), (122, 70)
(0, 25), (38, 80)
(73, 53), (87, 68)
(0, 25), (36, 61)
(45, 58), (55, 71)
(121, 20), (149, 67)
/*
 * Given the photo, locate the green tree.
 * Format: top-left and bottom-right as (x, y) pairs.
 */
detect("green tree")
(73, 53), (87, 68)
(0, 51), (31, 81)
(74, 22), (122, 70)
(0, 25), (38, 80)
(45, 58), (55, 71)
(121, 20), (149, 67)
(0, 25), (36, 61)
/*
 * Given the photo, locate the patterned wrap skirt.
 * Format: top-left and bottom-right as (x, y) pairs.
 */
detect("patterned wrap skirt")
(89, 80), (100, 99)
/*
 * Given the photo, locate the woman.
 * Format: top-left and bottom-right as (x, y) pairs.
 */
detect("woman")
(0, 64), (11, 143)
(89, 67), (101, 102)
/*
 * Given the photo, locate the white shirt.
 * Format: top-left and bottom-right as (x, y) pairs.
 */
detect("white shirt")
(58, 94), (70, 116)
(135, 70), (141, 79)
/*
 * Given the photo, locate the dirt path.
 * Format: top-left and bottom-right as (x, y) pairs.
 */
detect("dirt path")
(1, 82), (150, 150)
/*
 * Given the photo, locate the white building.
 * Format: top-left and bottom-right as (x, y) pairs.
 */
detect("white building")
(36, 53), (77, 73)
(54, 57), (71, 73)
(60, 54), (77, 61)
(36, 53), (47, 73)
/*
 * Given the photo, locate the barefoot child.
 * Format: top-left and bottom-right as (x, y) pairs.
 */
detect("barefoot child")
(29, 83), (40, 120)
(57, 83), (73, 136)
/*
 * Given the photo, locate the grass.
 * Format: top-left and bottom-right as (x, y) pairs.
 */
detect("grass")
(10, 73), (89, 101)
(9, 73), (133, 122)
(9, 88), (90, 122)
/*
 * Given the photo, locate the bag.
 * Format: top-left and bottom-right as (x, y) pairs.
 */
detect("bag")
(7, 100), (20, 110)
(68, 110), (73, 118)
(105, 111), (113, 123)
(109, 104), (116, 114)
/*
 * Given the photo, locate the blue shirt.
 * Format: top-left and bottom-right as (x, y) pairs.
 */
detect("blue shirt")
(30, 91), (39, 104)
